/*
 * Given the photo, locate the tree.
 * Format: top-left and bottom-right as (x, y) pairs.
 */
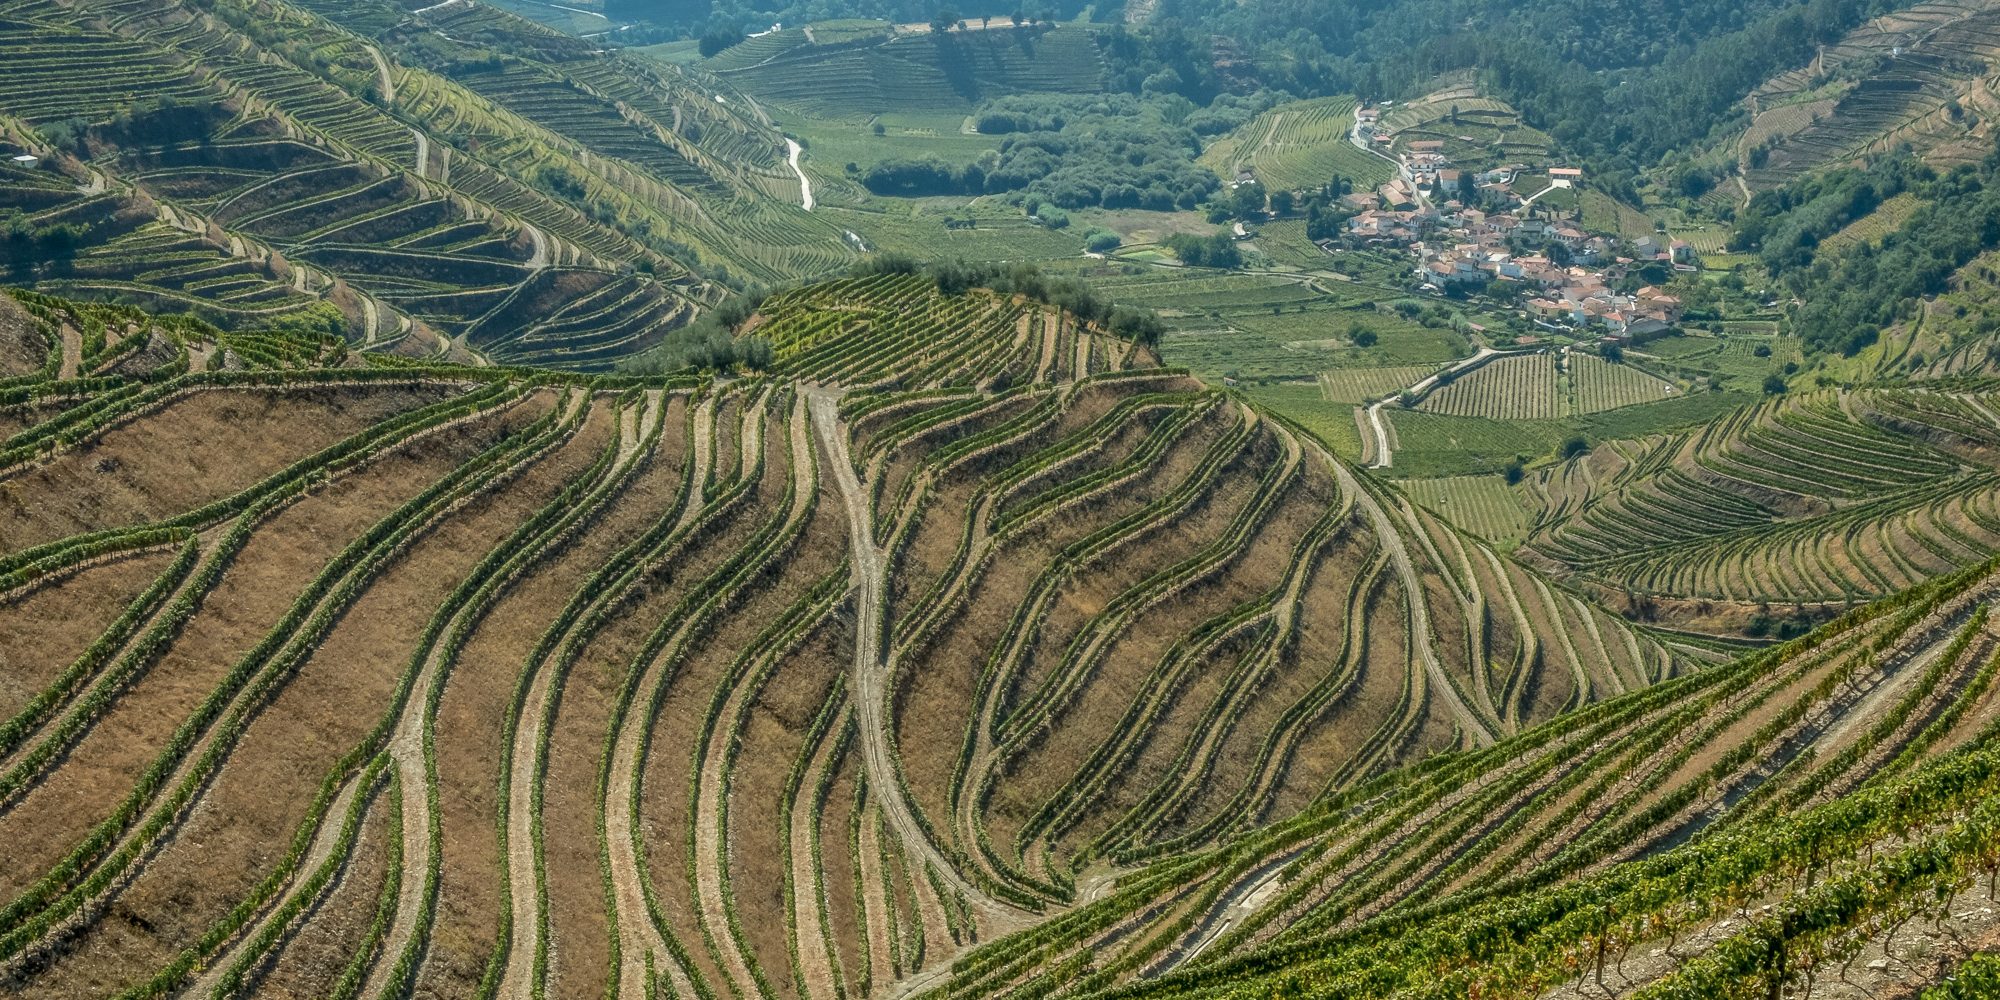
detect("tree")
(1503, 457), (1526, 484)
(1763, 372), (1788, 394)
(931, 9), (958, 32)
(1560, 434), (1590, 460)
(1229, 182), (1265, 219)
(1351, 328), (1378, 347)
(1084, 228), (1122, 253)
(698, 25), (745, 57)
(1165, 232), (1241, 268)
(1269, 189), (1296, 216)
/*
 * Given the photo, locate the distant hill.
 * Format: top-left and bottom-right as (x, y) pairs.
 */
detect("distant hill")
(1733, 0), (2000, 194)
(711, 23), (1107, 118)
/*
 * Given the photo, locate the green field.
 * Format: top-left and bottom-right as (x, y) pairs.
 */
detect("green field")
(1400, 475), (1535, 545)
(1638, 332), (1802, 383)
(822, 202), (1085, 259)
(1081, 269), (1473, 377)
(1386, 410), (1567, 477)
(781, 108), (997, 162)
(1197, 95), (1395, 191)
(1421, 353), (1565, 419)
(1579, 190), (1661, 241)
(1243, 380), (1364, 461)
(1571, 352), (1679, 412)
(1319, 364), (1438, 403)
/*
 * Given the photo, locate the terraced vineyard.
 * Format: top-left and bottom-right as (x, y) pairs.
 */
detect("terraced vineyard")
(1195, 96), (1394, 192)
(711, 25), (1107, 118)
(914, 550), (2000, 999)
(1517, 387), (2000, 613)
(1400, 475), (1535, 547)
(0, 274), (1706, 999)
(0, 0), (861, 370)
(1738, 0), (2000, 190)
(1379, 89), (1555, 168)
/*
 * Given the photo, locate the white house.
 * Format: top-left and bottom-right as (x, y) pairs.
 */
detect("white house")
(10, 154), (39, 170)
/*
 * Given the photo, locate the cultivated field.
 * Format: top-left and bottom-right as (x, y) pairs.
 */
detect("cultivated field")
(1420, 353), (1565, 420)
(1739, 0), (2000, 189)
(1318, 365), (1439, 404)
(1196, 95), (1395, 191)
(1379, 90), (1555, 168)
(0, 0), (865, 369)
(0, 276), (1692, 999)
(1819, 191), (1927, 255)
(711, 25), (1106, 118)
(1400, 474), (1534, 545)
(1520, 387), (2000, 609)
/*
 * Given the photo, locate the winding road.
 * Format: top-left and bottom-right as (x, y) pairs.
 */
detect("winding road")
(1320, 440), (1496, 744)
(1364, 347), (1514, 469)
(786, 138), (813, 211)
(805, 387), (1025, 926)
(365, 45), (396, 104)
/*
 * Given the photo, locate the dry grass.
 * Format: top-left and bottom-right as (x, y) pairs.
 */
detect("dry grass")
(0, 384), (454, 555)
(0, 550), (172, 719)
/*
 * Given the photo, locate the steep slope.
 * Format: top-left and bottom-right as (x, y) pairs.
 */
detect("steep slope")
(1735, 0), (2000, 193)
(0, 0), (855, 369)
(1516, 386), (2000, 618)
(0, 277), (1686, 998)
(962, 547), (2000, 1000)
